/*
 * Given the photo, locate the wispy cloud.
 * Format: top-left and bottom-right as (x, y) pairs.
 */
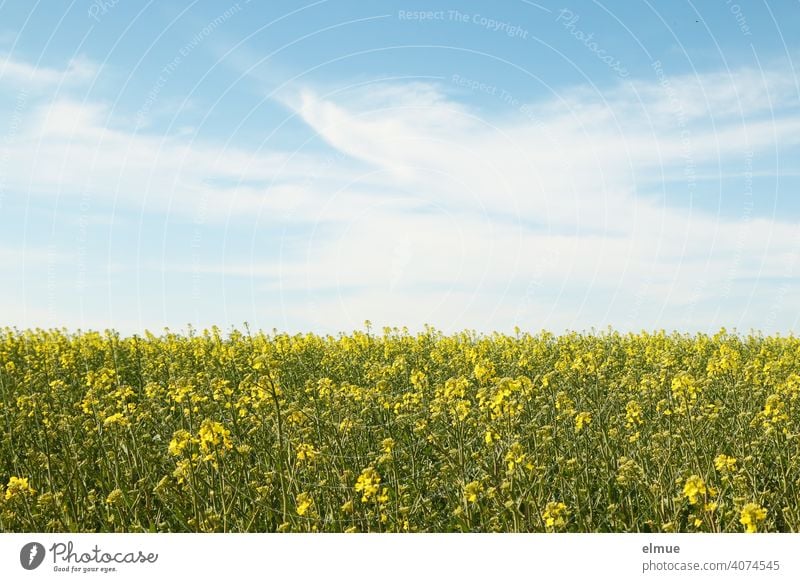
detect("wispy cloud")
(3, 52), (800, 333)
(0, 54), (97, 88)
(264, 65), (800, 331)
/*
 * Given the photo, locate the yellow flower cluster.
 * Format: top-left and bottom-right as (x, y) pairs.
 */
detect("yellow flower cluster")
(355, 467), (381, 503)
(5, 476), (34, 501)
(574, 411), (592, 433)
(197, 420), (232, 456)
(463, 481), (483, 503)
(739, 503), (767, 533)
(295, 443), (318, 464)
(295, 492), (314, 517)
(682, 475), (707, 505)
(713, 454), (737, 473)
(671, 372), (701, 407)
(542, 501), (569, 530)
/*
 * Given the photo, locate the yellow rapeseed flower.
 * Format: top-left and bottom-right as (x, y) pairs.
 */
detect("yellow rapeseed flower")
(168, 429), (192, 456)
(625, 401), (643, 429)
(409, 370), (427, 389)
(105, 489), (123, 505)
(504, 442), (527, 472)
(763, 394), (788, 425)
(555, 391), (575, 418)
(474, 361), (495, 384)
(295, 492), (314, 516)
(713, 454), (737, 473)
(103, 412), (129, 427)
(464, 481), (483, 503)
(683, 475), (706, 505)
(380, 438), (394, 455)
(671, 372), (700, 405)
(542, 501), (569, 530)
(295, 443), (318, 463)
(739, 503), (767, 533)
(5, 476), (34, 500)
(355, 467), (381, 503)
(574, 411), (592, 433)
(197, 419), (232, 456)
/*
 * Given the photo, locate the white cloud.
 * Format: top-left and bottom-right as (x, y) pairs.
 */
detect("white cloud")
(5, 98), (369, 221)
(263, 68), (800, 332)
(3, 59), (800, 333)
(0, 54), (97, 88)
(625, 67), (800, 122)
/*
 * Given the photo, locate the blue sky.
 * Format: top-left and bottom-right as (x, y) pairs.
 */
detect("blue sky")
(1, 0), (799, 334)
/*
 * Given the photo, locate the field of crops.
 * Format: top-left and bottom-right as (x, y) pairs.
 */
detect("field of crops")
(1, 326), (798, 533)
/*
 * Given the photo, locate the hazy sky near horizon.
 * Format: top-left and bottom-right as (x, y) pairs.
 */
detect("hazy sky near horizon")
(1, 1), (799, 334)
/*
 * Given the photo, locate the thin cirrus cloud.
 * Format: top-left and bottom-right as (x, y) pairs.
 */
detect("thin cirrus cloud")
(265, 64), (800, 331)
(0, 53), (97, 88)
(2, 51), (800, 333)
